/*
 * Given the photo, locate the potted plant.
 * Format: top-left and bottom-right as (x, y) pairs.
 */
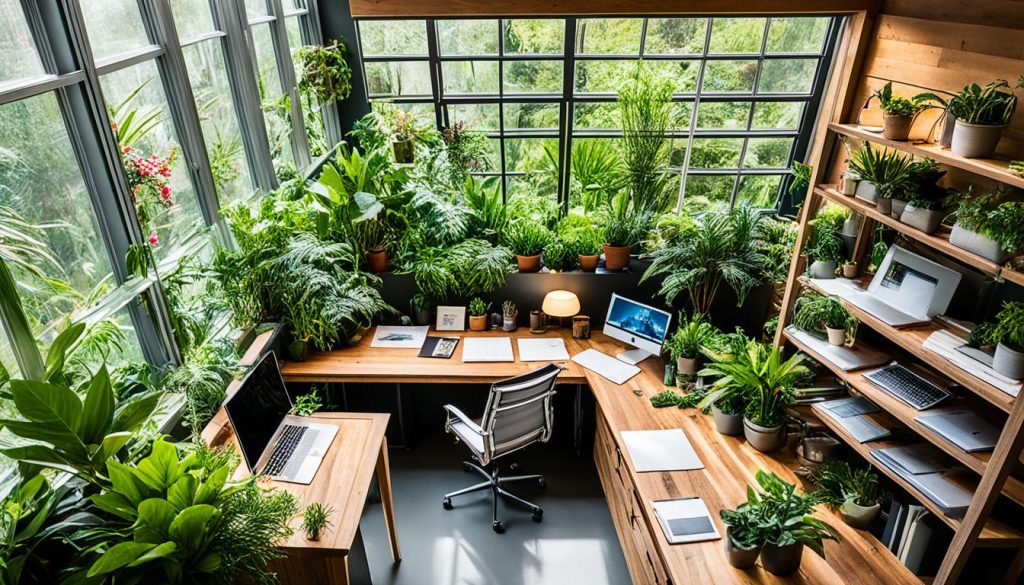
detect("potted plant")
(974, 301), (1024, 379)
(542, 237), (577, 272)
(947, 79), (1020, 158)
(565, 224), (604, 272)
(890, 158), (945, 219)
(841, 260), (857, 279)
(295, 41), (353, 105)
(950, 189), (1024, 263)
(794, 291), (858, 347)
(748, 471), (838, 576)
(846, 144), (912, 211)
(389, 108), (417, 164)
(719, 502), (763, 569)
(411, 293), (432, 326)
(873, 82), (926, 141)
(503, 219), (551, 273)
(806, 205), (848, 279)
(667, 313), (718, 377)
(469, 297), (489, 331)
(603, 192), (648, 271)
(810, 460), (888, 529)
(839, 171), (858, 196)
(302, 503), (333, 541)
(502, 300), (517, 332)
(914, 90), (956, 148)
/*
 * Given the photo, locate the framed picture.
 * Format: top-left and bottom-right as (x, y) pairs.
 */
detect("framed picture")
(436, 306), (466, 331)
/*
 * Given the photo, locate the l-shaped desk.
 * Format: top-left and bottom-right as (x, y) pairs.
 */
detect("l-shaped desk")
(281, 327), (919, 585)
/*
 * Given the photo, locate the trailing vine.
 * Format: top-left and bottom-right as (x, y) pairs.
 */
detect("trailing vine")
(296, 40), (353, 104)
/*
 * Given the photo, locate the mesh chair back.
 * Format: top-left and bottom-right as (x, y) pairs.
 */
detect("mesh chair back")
(481, 363), (561, 460)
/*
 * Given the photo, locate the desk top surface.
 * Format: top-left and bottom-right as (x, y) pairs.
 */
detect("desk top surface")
(279, 326), (918, 585)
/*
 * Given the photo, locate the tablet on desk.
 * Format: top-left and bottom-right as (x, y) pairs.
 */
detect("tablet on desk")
(652, 497), (720, 544)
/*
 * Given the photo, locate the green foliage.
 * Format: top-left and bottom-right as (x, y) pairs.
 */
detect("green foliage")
(789, 161), (813, 197)
(502, 219), (552, 257)
(948, 79), (1020, 126)
(666, 313), (718, 361)
(559, 215), (604, 257)
(291, 387), (323, 417)
(728, 470), (837, 557)
(163, 340), (238, 438)
(956, 189), (1024, 253)
(873, 82), (926, 117)
(401, 239), (515, 301)
(810, 459), (888, 508)
(296, 40), (353, 104)
(806, 204), (848, 265)
(468, 297), (488, 317)
(901, 158), (949, 210)
(793, 290), (858, 340)
(719, 499), (762, 551)
(502, 300), (516, 319)
(563, 140), (625, 213)
(641, 206), (766, 314)
(847, 143), (913, 200)
(618, 66), (675, 215)
(543, 237), (577, 272)
(464, 177), (508, 244)
(442, 123), (489, 186)
(650, 390), (683, 408)
(977, 301), (1024, 352)
(699, 342), (807, 428)
(604, 191), (651, 248)
(644, 209), (697, 252)
(759, 217), (799, 283)
(301, 503), (333, 541)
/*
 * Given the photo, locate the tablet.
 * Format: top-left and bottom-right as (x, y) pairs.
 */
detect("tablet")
(651, 497), (720, 544)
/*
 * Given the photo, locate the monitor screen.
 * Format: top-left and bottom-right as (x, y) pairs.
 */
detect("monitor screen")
(605, 295), (671, 345)
(224, 353), (292, 471)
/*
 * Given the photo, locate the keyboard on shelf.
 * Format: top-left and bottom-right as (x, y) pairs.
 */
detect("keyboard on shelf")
(263, 424), (307, 477)
(864, 364), (952, 411)
(572, 349), (640, 385)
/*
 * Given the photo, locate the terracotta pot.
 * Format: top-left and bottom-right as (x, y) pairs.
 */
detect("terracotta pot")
(890, 198), (908, 219)
(875, 197), (892, 216)
(392, 139), (414, 164)
(826, 327), (847, 346)
(951, 119), (1005, 158)
(517, 254), (542, 273)
(854, 181), (877, 204)
(883, 114), (914, 141)
(744, 419), (785, 452)
(676, 356), (698, 377)
(949, 223), (1009, 263)
(761, 542), (804, 576)
(579, 254), (600, 272)
(841, 500), (881, 530)
(469, 315), (488, 331)
(724, 528), (761, 569)
(602, 244), (631, 271)
(842, 264), (858, 279)
(993, 342), (1024, 380)
(712, 403), (744, 436)
(365, 247), (388, 273)
(809, 260), (836, 279)
(899, 204), (943, 234)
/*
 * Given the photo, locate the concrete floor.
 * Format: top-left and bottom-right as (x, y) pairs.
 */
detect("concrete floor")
(359, 433), (631, 585)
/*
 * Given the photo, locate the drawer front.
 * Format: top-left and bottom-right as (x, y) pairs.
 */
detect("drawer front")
(594, 426), (652, 584)
(627, 486), (666, 585)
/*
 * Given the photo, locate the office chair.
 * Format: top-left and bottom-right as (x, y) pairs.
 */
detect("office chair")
(442, 363), (561, 533)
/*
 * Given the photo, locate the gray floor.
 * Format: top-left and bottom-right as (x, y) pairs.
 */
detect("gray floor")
(359, 434), (631, 585)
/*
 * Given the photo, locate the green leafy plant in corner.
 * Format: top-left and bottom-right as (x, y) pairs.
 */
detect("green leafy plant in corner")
(699, 342), (807, 427)
(666, 313), (718, 361)
(809, 459), (888, 509)
(302, 503), (334, 541)
(947, 79), (1020, 126)
(789, 161), (813, 198)
(793, 290), (858, 340)
(743, 470), (838, 558)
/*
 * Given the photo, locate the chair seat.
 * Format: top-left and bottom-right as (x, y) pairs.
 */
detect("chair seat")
(450, 420), (485, 457)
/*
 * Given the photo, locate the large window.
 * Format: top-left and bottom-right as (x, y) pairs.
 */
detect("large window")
(355, 16), (838, 211)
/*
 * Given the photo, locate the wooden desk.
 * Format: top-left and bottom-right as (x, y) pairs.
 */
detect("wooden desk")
(280, 327), (919, 585)
(202, 410), (400, 585)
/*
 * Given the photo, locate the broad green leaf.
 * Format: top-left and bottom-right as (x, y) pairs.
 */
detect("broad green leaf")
(350, 191), (384, 223)
(79, 366), (115, 444)
(168, 504), (217, 554)
(44, 322), (85, 382)
(0, 261), (44, 380)
(90, 492), (138, 522)
(0, 420), (88, 462)
(134, 440), (180, 492)
(195, 552), (221, 573)
(112, 391), (160, 433)
(107, 460), (149, 506)
(317, 163), (346, 196)
(88, 542), (156, 576)
(194, 465), (228, 506)
(100, 432), (132, 463)
(138, 498), (177, 534)
(167, 475), (197, 511)
(1, 445), (71, 469)
(128, 541), (177, 567)
(9, 379), (82, 429)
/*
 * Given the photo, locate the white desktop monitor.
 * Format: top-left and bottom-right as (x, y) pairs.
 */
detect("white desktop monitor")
(603, 293), (672, 364)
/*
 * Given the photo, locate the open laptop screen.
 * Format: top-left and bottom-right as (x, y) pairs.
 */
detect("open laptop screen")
(874, 260), (938, 316)
(224, 352), (292, 471)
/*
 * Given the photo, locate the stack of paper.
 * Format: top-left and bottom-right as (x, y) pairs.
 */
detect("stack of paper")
(923, 330), (1022, 397)
(620, 429), (703, 472)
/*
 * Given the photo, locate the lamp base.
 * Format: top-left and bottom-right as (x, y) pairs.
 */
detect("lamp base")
(616, 348), (652, 365)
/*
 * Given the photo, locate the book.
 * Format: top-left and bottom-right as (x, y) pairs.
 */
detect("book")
(419, 336), (459, 359)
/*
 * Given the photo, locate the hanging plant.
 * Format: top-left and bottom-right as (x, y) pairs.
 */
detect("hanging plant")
(296, 40), (353, 104)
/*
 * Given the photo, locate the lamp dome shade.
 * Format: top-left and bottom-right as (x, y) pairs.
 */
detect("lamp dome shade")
(542, 290), (580, 318)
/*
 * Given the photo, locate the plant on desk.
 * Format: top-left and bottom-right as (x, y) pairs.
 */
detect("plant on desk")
(666, 313), (718, 378)
(972, 301), (1024, 379)
(502, 300), (517, 332)
(793, 290), (858, 347)
(746, 470), (837, 576)
(302, 502), (334, 541)
(720, 497), (764, 569)
(468, 297), (490, 331)
(810, 459), (889, 529)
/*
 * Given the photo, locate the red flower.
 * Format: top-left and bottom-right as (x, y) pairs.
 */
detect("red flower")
(161, 186), (171, 199)
(122, 146), (131, 154)
(148, 232), (159, 246)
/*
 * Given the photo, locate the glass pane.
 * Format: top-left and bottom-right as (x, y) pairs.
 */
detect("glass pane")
(697, 102), (751, 130)
(669, 102), (693, 131)
(684, 175), (735, 207)
(365, 61), (433, 97)
(448, 104), (499, 131)
(0, 93), (114, 329)
(505, 138), (558, 172)
(767, 17), (829, 54)
(668, 139), (689, 167)
(743, 137), (794, 168)
(702, 60), (756, 93)
(573, 103), (619, 130)
(644, 60), (699, 94)
(504, 61), (562, 94)
(577, 18), (642, 55)
(101, 61), (205, 262)
(250, 24), (294, 169)
(286, 17), (327, 157)
(689, 138), (743, 168)
(751, 102), (803, 129)
(244, 0), (267, 18)
(170, 0), (216, 41)
(478, 138), (501, 172)
(504, 103), (559, 130)
(575, 60), (639, 94)
(644, 18), (707, 55)
(505, 19), (564, 55)
(396, 102), (435, 120)
(442, 61), (499, 95)
(708, 18), (766, 54)
(736, 175), (782, 207)
(0, 0), (45, 86)
(79, 0), (152, 60)
(438, 20), (498, 56)
(758, 59), (818, 94)
(359, 20), (428, 56)
(183, 40), (254, 204)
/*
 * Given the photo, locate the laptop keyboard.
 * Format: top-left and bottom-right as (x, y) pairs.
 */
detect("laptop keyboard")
(264, 425), (307, 477)
(865, 364), (952, 410)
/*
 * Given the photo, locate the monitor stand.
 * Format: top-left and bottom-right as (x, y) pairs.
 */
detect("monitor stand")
(617, 348), (653, 365)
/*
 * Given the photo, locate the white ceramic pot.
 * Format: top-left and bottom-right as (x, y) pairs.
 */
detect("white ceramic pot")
(854, 181), (877, 204)
(899, 204), (944, 234)
(840, 500), (881, 530)
(993, 342), (1024, 380)
(951, 119), (1005, 158)
(743, 419), (785, 453)
(890, 198), (908, 219)
(809, 260), (837, 279)
(949, 223), (1009, 263)
(826, 327), (847, 346)
(940, 111), (956, 148)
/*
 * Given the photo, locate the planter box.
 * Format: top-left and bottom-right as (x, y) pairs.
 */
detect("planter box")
(809, 260), (837, 279)
(899, 204), (943, 235)
(949, 224), (1009, 263)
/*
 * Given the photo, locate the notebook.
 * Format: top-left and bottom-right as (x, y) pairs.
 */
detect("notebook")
(419, 336), (459, 359)
(462, 337), (514, 362)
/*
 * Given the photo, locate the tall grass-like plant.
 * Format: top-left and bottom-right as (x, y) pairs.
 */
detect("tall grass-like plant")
(562, 140), (625, 213)
(619, 66), (675, 214)
(502, 219), (552, 257)
(846, 143), (913, 200)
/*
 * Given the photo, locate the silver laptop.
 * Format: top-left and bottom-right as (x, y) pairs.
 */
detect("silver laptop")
(812, 245), (961, 327)
(916, 410), (998, 453)
(225, 352), (338, 485)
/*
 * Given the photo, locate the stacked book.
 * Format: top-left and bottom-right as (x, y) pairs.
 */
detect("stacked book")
(879, 501), (951, 574)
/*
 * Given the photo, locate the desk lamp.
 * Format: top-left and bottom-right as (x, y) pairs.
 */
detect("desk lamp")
(542, 290), (580, 329)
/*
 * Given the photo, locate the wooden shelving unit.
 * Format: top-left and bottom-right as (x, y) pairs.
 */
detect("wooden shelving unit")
(776, 120), (1024, 585)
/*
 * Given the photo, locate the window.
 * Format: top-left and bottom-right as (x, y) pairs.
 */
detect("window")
(355, 15), (837, 211)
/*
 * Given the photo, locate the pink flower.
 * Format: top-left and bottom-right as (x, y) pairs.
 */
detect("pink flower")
(148, 232), (159, 246)
(122, 146), (131, 154)
(161, 186), (171, 199)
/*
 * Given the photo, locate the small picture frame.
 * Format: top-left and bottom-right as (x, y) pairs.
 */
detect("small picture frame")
(435, 306), (466, 331)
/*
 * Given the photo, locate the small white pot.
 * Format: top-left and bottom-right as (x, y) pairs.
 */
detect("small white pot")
(676, 356), (698, 377)
(993, 342), (1024, 380)
(826, 327), (847, 346)
(841, 500), (881, 529)
(890, 198), (908, 219)
(899, 204), (944, 235)
(809, 260), (837, 279)
(951, 119), (1006, 159)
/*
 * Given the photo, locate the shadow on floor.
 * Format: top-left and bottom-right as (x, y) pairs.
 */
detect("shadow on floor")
(358, 432), (630, 585)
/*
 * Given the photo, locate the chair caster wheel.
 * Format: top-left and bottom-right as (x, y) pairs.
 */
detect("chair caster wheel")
(492, 521), (505, 533)
(537, 478), (547, 490)
(442, 497), (453, 510)
(532, 509), (544, 523)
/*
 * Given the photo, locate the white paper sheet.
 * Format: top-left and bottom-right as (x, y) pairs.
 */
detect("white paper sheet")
(517, 338), (570, 362)
(371, 326), (429, 349)
(620, 429), (703, 472)
(462, 337), (514, 362)
(923, 330), (1023, 397)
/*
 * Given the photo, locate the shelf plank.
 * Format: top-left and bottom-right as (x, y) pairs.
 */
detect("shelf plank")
(810, 401), (1024, 545)
(801, 277), (1017, 413)
(784, 328), (1024, 508)
(814, 185), (1003, 278)
(829, 123), (1024, 191)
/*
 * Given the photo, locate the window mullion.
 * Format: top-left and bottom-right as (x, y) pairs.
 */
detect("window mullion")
(268, 0), (312, 168)
(560, 18), (577, 215)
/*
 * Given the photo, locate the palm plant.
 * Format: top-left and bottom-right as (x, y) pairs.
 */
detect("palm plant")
(641, 206), (766, 314)
(302, 502), (334, 541)
(564, 140), (625, 213)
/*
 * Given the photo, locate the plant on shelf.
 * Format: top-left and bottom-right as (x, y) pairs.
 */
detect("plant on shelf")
(666, 313), (718, 378)
(603, 191), (651, 271)
(873, 81), (926, 141)
(810, 459), (888, 529)
(642, 206), (766, 314)
(302, 502), (334, 541)
(973, 301), (1024, 379)
(804, 204), (848, 279)
(894, 158), (950, 233)
(951, 188), (1024, 263)
(789, 161), (813, 199)
(296, 40), (353, 105)
(469, 297), (490, 331)
(292, 387), (324, 416)
(1010, 161), (1024, 176)
(947, 78), (1022, 158)
(502, 218), (553, 273)
(619, 65), (675, 215)
(387, 106), (418, 164)
(562, 217), (604, 272)
(543, 235), (577, 272)
(846, 143), (913, 214)
(841, 259), (857, 279)
(793, 290), (858, 346)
